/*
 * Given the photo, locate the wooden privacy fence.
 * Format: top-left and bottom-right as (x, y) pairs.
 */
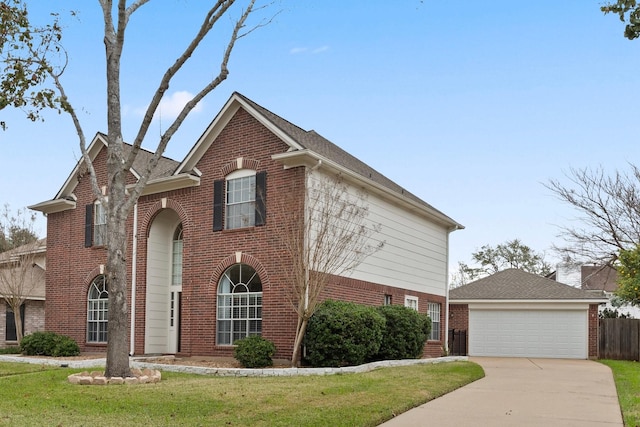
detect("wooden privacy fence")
(599, 318), (640, 360)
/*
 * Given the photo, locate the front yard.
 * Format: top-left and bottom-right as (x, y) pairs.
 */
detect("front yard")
(0, 360), (483, 426)
(600, 360), (640, 427)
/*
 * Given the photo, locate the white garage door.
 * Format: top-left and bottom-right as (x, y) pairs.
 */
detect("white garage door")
(469, 309), (588, 359)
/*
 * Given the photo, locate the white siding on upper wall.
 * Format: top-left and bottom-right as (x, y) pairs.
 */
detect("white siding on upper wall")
(309, 171), (450, 297)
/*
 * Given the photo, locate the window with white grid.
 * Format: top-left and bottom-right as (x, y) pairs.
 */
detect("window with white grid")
(87, 275), (108, 343)
(217, 264), (262, 345)
(428, 302), (441, 341)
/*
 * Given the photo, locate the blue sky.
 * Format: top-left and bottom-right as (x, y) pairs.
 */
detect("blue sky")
(1, 1), (640, 275)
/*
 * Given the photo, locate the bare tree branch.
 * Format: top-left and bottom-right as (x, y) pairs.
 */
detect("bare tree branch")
(545, 165), (640, 264)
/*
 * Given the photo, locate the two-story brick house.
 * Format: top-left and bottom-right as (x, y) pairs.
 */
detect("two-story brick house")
(30, 92), (462, 359)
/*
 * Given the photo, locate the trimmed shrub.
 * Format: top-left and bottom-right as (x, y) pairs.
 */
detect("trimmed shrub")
(20, 331), (80, 357)
(0, 346), (21, 355)
(233, 335), (276, 368)
(304, 300), (385, 367)
(375, 305), (429, 360)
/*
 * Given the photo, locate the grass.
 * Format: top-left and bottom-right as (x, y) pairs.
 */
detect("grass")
(600, 360), (640, 427)
(0, 361), (483, 426)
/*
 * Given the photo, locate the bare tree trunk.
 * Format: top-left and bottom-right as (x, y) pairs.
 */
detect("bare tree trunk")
(291, 316), (308, 367)
(14, 304), (23, 343)
(104, 198), (131, 378)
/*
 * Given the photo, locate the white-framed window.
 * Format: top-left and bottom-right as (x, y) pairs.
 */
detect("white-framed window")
(383, 294), (392, 306)
(171, 224), (183, 288)
(428, 302), (441, 341)
(217, 263), (262, 345)
(404, 295), (418, 311)
(93, 200), (107, 246)
(87, 275), (108, 343)
(226, 170), (256, 230)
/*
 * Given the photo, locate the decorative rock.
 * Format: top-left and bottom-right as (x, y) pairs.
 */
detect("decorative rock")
(66, 369), (161, 385)
(92, 376), (107, 385)
(77, 376), (93, 385)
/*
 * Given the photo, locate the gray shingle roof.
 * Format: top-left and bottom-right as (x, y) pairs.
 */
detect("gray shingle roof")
(450, 269), (606, 300)
(235, 92), (457, 223)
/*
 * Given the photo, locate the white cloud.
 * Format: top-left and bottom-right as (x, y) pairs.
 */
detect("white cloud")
(132, 91), (203, 120)
(290, 46), (329, 55)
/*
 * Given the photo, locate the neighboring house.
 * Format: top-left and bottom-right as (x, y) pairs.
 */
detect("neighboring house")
(29, 92), (463, 359)
(0, 239), (46, 347)
(449, 269), (607, 359)
(550, 262), (640, 318)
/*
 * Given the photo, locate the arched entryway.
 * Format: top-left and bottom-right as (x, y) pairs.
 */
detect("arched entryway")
(145, 209), (182, 354)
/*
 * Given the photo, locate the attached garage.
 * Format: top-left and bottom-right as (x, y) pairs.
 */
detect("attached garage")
(449, 269), (607, 359)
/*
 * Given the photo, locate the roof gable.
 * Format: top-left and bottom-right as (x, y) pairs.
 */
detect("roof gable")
(450, 269), (606, 301)
(177, 92), (463, 229)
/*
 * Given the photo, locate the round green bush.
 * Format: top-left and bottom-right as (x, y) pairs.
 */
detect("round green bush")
(304, 300), (385, 367)
(20, 331), (80, 357)
(233, 335), (277, 368)
(375, 305), (429, 360)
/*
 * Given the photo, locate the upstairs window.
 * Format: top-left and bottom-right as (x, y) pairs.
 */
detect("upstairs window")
(85, 200), (107, 247)
(213, 170), (266, 231)
(226, 171), (256, 229)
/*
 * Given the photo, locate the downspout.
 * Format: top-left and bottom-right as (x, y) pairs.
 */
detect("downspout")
(130, 203), (138, 356)
(444, 225), (460, 355)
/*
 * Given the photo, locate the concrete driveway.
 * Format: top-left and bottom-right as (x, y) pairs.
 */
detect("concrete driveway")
(379, 357), (623, 426)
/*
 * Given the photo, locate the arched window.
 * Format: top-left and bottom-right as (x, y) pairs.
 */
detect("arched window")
(217, 263), (262, 345)
(87, 275), (108, 343)
(172, 223), (183, 287)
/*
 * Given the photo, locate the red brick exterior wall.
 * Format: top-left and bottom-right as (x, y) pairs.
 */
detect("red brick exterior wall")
(1, 300), (45, 348)
(589, 304), (599, 359)
(44, 107), (450, 360)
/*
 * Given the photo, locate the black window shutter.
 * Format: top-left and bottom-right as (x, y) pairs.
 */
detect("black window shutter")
(85, 204), (94, 247)
(255, 171), (267, 226)
(213, 179), (224, 231)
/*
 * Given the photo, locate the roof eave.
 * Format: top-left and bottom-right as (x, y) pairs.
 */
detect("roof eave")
(272, 150), (464, 230)
(450, 298), (609, 304)
(28, 198), (76, 215)
(127, 173), (201, 197)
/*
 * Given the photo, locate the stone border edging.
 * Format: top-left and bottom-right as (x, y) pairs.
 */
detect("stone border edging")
(131, 355), (469, 377)
(0, 354), (468, 377)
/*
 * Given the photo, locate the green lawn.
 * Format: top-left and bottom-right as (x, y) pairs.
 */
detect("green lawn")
(0, 361), (483, 426)
(600, 360), (640, 427)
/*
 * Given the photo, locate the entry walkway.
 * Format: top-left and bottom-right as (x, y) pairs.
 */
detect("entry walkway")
(380, 357), (623, 426)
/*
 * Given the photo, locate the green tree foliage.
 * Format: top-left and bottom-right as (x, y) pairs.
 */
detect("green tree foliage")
(0, 0), (66, 130)
(0, 204), (39, 252)
(602, 1), (640, 40)
(452, 239), (551, 287)
(615, 245), (640, 306)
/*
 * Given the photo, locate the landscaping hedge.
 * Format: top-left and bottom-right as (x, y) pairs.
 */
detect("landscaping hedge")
(304, 300), (385, 367)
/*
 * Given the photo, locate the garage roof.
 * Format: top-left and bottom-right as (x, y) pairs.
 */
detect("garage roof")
(450, 269), (607, 301)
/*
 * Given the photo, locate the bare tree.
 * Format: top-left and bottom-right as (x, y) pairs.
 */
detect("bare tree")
(0, 239), (45, 342)
(280, 171), (384, 367)
(0, 206), (43, 342)
(4, 1), (269, 378)
(545, 165), (640, 265)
